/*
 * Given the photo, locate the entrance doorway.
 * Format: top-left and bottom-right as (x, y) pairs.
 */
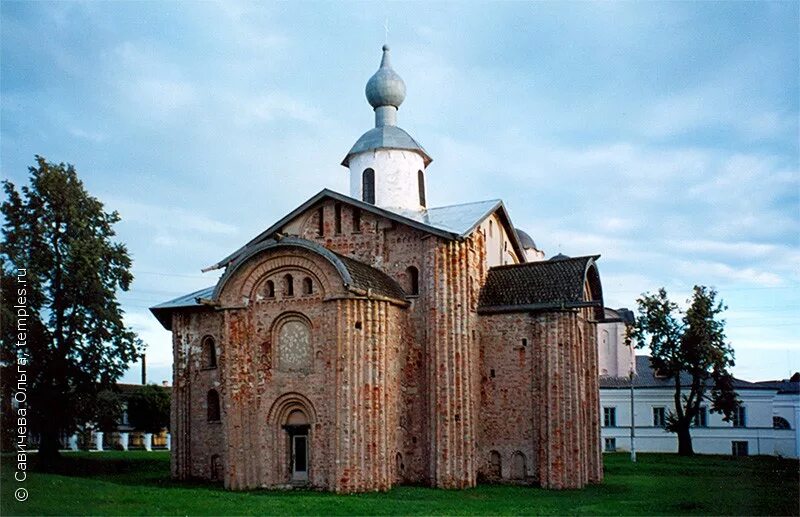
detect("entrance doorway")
(284, 409), (310, 484)
(292, 434), (308, 481)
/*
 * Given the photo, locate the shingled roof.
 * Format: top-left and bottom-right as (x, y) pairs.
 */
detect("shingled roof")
(478, 255), (603, 318)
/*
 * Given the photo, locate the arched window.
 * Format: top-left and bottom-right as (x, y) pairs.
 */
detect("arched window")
(362, 168), (375, 204)
(284, 274), (294, 296)
(418, 170), (426, 207)
(303, 277), (313, 295)
(774, 416), (791, 429)
(202, 336), (217, 368)
(265, 280), (275, 298)
(406, 266), (419, 296)
(277, 317), (312, 371)
(207, 390), (221, 422)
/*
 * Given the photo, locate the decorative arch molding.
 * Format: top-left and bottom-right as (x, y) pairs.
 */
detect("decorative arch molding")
(266, 391), (317, 427)
(215, 243), (344, 305)
(244, 255), (331, 302)
(583, 261), (604, 320)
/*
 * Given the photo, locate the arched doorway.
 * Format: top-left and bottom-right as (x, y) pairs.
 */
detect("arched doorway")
(268, 393), (317, 486)
(284, 410), (309, 483)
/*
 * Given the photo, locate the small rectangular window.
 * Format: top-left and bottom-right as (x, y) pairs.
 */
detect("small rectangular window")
(604, 438), (616, 452)
(317, 207), (324, 236)
(693, 407), (708, 428)
(732, 441), (749, 457)
(603, 407), (617, 427)
(653, 407), (666, 428)
(732, 406), (746, 428)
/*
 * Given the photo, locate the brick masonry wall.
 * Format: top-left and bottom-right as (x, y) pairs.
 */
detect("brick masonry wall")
(168, 199), (603, 492)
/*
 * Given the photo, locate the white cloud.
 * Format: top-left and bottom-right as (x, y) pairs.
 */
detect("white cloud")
(68, 127), (106, 143)
(106, 197), (238, 236)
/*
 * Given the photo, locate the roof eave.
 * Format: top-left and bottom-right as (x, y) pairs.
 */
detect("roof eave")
(341, 146), (433, 167)
(477, 300), (602, 315)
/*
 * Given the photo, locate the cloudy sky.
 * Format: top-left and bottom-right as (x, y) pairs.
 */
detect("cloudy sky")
(2, 1), (797, 385)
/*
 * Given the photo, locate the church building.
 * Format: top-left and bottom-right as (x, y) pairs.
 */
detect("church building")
(151, 46), (605, 492)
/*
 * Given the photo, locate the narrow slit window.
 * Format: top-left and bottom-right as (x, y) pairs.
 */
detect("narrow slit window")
(352, 208), (361, 233)
(334, 203), (342, 234)
(207, 390), (221, 422)
(303, 277), (313, 295)
(418, 170), (426, 207)
(266, 280), (275, 298)
(317, 207), (324, 236)
(406, 266), (419, 296)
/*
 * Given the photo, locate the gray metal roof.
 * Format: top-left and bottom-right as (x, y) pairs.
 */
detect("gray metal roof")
(152, 237), (409, 330)
(150, 286), (215, 329)
(211, 237), (407, 303)
(151, 286), (215, 310)
(600, 356), (773, 390)
(392, 199), (504, 236)
(341, 125), (432, 167)
(515, 228), (537, 250)
(206, 189), (527, 271)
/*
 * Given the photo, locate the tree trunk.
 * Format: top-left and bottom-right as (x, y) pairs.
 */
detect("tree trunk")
(676, 422), (694, 456)
(36, 428), (62, 471)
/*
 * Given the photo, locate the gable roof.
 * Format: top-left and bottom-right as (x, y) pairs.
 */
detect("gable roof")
(600, 356), (775, 391)
(204, 189), (526, 271)
(477, 255), (603, 318)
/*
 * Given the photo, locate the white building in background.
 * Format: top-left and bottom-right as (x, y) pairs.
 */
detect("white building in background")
(598, 308), (799, 458)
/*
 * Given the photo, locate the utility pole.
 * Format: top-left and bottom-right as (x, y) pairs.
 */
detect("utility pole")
(629, 368), (636, 462)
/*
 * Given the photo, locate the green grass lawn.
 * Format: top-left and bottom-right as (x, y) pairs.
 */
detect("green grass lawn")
(1, 451), (797, 516)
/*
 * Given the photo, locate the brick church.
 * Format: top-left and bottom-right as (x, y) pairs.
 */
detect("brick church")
(151, 46), (605, 492)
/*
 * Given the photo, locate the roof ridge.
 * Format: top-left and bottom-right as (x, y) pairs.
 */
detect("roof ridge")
(489, 254), (600, 270)
(427, 198), (502, 210)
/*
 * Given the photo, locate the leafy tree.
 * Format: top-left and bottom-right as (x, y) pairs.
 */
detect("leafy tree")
(93, 390), (124, 433)
(1, 156), (141, 466)
(628, 286), (739, 455)
(127, 384), (170, 434)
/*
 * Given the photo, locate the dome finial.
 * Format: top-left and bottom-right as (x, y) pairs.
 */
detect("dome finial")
(366, 45), (406, 125)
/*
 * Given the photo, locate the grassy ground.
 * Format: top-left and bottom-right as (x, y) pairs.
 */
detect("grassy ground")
(1, 451), (797, 516)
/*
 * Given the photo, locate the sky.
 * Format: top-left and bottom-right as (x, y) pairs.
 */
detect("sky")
(1, 1), (798, 385)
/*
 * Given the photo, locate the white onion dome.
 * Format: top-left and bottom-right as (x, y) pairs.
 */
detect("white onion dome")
(365, 45), (406, 109)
